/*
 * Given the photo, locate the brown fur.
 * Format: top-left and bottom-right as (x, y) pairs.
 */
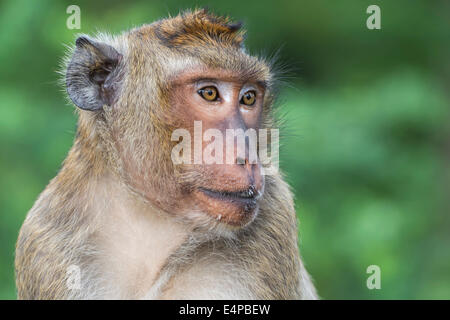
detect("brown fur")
(152, 9), (245, 49)
(15, 9), (317, 299)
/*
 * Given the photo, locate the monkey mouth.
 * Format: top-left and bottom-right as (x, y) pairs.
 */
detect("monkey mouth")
(198, 186), (261, 202)
(194, 185), (262, 227)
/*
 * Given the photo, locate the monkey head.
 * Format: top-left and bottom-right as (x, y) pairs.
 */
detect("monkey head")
(65, 10), (278, 231)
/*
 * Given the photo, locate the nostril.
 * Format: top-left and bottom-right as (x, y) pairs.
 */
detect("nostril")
(236, 157), (249, 166)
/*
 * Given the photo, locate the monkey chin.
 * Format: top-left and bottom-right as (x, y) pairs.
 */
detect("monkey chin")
(192, 187), (261, 230)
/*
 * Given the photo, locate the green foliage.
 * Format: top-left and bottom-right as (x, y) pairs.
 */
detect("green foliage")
(282, 70), (450, 299)
(0, 0), (448, 299)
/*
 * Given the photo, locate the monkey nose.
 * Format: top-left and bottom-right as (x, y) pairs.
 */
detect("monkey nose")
(236, 156), (264, 193)
(236, 156), (248, 166)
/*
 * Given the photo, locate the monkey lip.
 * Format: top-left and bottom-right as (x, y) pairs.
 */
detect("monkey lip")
(198, 186), (261, 202)
(194, 186), (261, 227)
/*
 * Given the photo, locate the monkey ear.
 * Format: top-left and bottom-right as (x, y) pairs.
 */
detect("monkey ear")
(66, 36), (122, 111)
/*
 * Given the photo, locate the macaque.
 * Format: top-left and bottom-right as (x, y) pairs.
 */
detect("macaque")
(15, 9), (317, 299)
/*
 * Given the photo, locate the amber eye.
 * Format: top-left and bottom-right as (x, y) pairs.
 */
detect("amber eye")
(198, 86), (218, 101)
(241, 90), (256, 106)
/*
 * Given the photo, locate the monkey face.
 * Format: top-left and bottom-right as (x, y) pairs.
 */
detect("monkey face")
(167, 67), (267, 228)
(65, 13), (276, 231)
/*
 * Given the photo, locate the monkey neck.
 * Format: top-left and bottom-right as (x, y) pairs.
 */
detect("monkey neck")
(54, 119), (192, 298)
(57, 160), (191, 298)
(90, 174), (191, 298)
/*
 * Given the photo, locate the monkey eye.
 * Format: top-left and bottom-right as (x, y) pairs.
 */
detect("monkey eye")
(241, 90), (256, 106)
(198, 86), (219, 102)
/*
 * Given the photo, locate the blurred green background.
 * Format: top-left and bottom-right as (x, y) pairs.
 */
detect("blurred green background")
(0, 0), (449, 299)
